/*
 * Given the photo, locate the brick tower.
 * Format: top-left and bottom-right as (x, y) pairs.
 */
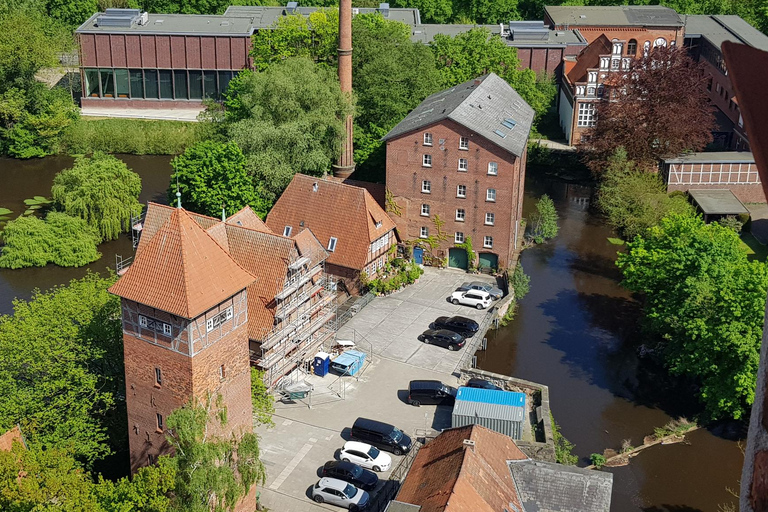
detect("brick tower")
(109, 208), (256, 477)
(333, 0), (355, 178)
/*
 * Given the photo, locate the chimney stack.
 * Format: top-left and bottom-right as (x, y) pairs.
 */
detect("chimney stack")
(333, 0), (355, 178)
(463, 439), (476, 452)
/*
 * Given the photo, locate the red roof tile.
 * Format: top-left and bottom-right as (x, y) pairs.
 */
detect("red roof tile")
(567, 34), (612, 84)
(109, 208), (257, 319)
(0, 426), (24, 452)
(396, 425), (527, 512)
(266, 175), (396, 271)
(136, 202), (219, 254)
(226, 206), (273, 233)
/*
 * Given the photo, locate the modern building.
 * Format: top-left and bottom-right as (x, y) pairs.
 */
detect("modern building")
(383, 73), (534, 271)
(266, 174), (397, 295)
(683, 15), (768, 151)
(393, 424), (613, 512)
(660, 152), (765, 203)
(451, 387), (526, 439)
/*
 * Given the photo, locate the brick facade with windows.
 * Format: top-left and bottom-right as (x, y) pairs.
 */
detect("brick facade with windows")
(384, 74), (533, 270)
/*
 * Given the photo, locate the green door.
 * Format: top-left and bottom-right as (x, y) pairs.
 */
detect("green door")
(478, 252), (498, 269)
(448, 248), (468, 270)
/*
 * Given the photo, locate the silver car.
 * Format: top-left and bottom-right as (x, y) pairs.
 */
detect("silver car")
(312, 477), (370, 510)
(457, 281), (503, 300)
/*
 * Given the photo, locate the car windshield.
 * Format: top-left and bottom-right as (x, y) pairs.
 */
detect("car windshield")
(343, 483), (357, 499)
(367, 446), (380, 458)
(390, 428), (403, 442)
(350, 465), (362, 478)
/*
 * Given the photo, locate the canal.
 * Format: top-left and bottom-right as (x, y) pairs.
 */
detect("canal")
(0, 157), (745, 509)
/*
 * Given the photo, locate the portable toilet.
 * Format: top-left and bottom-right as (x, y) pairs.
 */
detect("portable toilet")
(313, 352), (331, 377)
(451, 387), (526, 440)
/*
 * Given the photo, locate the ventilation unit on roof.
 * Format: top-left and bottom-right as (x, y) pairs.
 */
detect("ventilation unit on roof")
(286, 1), (298, 14)
(138, 11), (149, 25)
(378, 2), (390, 18)
(313, 182), (319, 192)
(353, 8), (359, 14)
(508, 21), (548, 41)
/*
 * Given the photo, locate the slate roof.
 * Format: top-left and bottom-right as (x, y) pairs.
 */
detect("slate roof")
(662, 151), (755, 164)
(382, 73), (534, 158)
(566, 34), (611, 84)
(545, 5), (683, 28)
(109, 208), (257, 319)
(508, 459), (613, 512)
(396, 425), (527, 512)
(266, 174), (396, 271)
(685, 15), (768, 53)
(0, 426), (25, 452)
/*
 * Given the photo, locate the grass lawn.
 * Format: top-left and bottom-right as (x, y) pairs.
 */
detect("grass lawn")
(741, 231), (768, 261)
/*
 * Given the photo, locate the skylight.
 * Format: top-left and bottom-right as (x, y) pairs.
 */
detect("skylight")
(501, 118), (516, 129)
(328, 237), (338, 252)
(494, 129), (507, 138)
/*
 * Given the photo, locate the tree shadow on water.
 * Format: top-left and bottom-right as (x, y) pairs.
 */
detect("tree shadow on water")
(643, 506), (705, 512)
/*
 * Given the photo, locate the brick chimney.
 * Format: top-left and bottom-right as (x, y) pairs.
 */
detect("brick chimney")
(333, 0), (355, 178)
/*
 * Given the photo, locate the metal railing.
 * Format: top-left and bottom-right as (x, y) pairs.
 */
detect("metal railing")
(454, 305), (498, 374)
(367, 440), (422, 512)
(336, 292), (376, 329)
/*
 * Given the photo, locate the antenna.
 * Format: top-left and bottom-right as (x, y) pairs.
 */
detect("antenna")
(175, 178), (182, 208)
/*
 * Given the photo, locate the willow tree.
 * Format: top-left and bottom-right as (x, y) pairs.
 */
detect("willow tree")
(51, 152), (142, 242)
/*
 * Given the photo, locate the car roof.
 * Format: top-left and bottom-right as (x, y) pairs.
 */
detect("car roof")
(353, 417), (394, 431)
(409, 380), (445, 389)
(344, 440), (374, 452)
(466, 290), (491, 298)
(470, 281), (489, 287)
(319, 477), (352, 491)
(447, 315), (476, 323)
(435, 329), (460, 336)
(327, 460), (357, 471)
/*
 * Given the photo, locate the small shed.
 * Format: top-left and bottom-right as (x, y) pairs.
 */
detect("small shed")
(330, 350), (367, 377)
(451, 387), (526, 440)
(688, 189), (749, 223)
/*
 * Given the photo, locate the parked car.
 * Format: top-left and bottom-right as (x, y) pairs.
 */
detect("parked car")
(465, 378), (503, 391)
(450, 290), (493, 310)
(408, 380), (457, 406)
(340, 441), (392, 472)
(433, 315), (480, 337)
(312, 477), (370, 510)
(418, 329), (466, 351)
(457, 281), (503, 300)
(322, 461), (379, 491)
(350, 417), (413, 456)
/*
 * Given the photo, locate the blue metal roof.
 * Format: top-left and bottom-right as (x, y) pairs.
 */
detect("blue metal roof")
(456, 387), (526, 407)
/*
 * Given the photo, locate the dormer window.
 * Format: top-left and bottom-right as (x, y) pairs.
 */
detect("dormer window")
(423, 132), (433, 146)
(283, 226), (292, 237)
(328, 237), (337, 252)
(375, 220), (382, 228)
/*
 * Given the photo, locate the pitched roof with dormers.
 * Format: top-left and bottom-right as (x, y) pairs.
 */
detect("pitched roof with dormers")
(109, 208), (257, 319)
(566, 34), (612, 85)
(225, 205), (273, 233)
(265, 174), (396, 271)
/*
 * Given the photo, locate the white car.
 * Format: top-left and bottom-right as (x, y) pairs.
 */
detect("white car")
(450, 290), (493, 310)
(312, 477), (370, 510)
(340, 441), (392, 472)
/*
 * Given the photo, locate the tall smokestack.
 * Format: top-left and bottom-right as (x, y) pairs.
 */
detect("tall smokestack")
(333, 0), (355, 178)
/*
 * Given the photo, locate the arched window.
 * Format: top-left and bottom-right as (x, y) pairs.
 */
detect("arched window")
(627, 39), (637, 55)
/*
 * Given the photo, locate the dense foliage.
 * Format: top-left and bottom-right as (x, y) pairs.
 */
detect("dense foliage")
(0, 212), (101, 269)
(251, 368), (276, 428)
(617, 213), (768, 420)
(596, 148), (694, 240)
(51, 152), (142, 242)
(62, 118), (201, 155)
(526, 195), (559, 243)
(169, 140), (261, 217)
(0, 274), (123, 465)
(511, 263), (530, 301)
(583, 46), (715, 171)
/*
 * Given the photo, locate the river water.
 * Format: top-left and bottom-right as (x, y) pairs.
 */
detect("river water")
(0, 157), (745, 509)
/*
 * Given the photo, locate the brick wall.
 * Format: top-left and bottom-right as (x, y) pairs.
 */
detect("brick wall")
(385, 118), (524, 268)
(544, 20), (684, 55)
(662, 160), (766, 203)
(80, 97), (204, 109)
(327, 263), (363, 296)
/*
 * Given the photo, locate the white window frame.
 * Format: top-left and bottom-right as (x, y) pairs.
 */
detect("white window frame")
(423, 154), (432, 167)
(455, 232), (464, 244)
(420, 226), (428, 238)
(455, 209), (465, 222)
(458, 158), (468, 172)
(163, 323), (172, 336)
(488, 162), (498, 175)
(459, 136), (469, 150)
(485, 213), (494, 225)
(283, 225), (292, 237)
(457, 185), (466, 198)
(486, 189), (496, 202)
(423, 132), (433, 146)
(577, 103), (596, 127)
(328, 237), (338, 252)
(139, 315), (148, 328)
(206, 306), (234, 333)
(421, 204), (430, 216)
(422, 180), (431, 193)
(484, 236), (493, 248)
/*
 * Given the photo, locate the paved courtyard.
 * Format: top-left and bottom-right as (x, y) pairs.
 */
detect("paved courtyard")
(337, 268), (498, 374)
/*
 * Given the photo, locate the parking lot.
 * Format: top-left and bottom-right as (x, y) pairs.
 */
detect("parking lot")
(257, 268), (501, 511)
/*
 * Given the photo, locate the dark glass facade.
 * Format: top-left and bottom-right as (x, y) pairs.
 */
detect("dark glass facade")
(84, 68), (234, 101)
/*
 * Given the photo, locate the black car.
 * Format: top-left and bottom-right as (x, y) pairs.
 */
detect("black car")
(408, 380), (457, 406)
(350, 417), (413, 455)
(465, 378), (503, 391)
(419, 329), (466, 351)
(433, 316), (480, 337)
(322, 460), (379, 491)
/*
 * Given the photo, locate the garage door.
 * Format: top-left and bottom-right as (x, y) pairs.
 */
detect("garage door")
(448, 248), (468, 270)
(478, 252), (498, 269)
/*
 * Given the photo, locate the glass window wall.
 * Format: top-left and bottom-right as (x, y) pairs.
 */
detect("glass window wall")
(85, 68), (239, 101)
(159, 70), (173, 99)
(85, 68), (100, 97)
(129, 69), (144, 98)
(188, 71), (203, 99)
(174, 70), (187, 99)
(99, 69), (114, 97)
(144, 69), (158, 99)
(115, 69), (129, 97)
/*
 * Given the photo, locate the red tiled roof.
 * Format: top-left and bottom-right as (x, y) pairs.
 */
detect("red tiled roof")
(567, 34), (612, 84)
(396, 425), (527, 512)
(0, 426), (24, 452)
(266, 175), (396, 271)
(136, 202), (220, 254)
(226, 205), (272, 233)
(109, 208), (257, 319)
(292, 228), (330, 269)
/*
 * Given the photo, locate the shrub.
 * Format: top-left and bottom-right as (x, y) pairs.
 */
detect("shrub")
(551, 412), (577, 465)
(61, 118), (199, 155)
(511, 263), (530, 301)
(717, 215), (743, 233)
(526, 195), (559, 243)
(590, 453), (606, 469)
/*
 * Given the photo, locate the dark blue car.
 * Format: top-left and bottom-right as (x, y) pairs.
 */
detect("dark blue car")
(322, 460), (379, 491)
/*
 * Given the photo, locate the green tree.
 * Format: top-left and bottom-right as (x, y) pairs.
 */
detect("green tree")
(391, 0), (453, 22)
(596, 148), (694, 240)
(93, 460), (176, 512)
(165, 400), (266, 512)
(0, 274), (123, 465)
(526, 194), (559, 243)
(224, 58), (351, 209)
(617, 213), (768, 419)
(457, 0), (520, 24)
(46, 0), (98, 26)
(511, 263), (530, 300)
(169, 140), (260, 218)
(251, 368), (275, 428)
(51, 152), (142, 242)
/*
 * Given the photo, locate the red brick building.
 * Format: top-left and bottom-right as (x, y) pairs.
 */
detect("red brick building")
(266, 174), (397, 295)
(383, 73), (533, 271)
(660, 152), (765, 203)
